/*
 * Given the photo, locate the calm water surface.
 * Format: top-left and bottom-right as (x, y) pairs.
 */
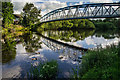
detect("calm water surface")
(2, 29), (120, 78)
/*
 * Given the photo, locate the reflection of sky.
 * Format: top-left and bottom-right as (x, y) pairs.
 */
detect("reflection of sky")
(83, 36), (120, 48)
(16, 44), (26, 53)
(2, 33), (120, 78)
(3, 44), (30, 78)
(3, 42), (80, 78)
(58, 35), (120, 49)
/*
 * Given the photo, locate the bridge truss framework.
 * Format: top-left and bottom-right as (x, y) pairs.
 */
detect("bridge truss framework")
(40, 3), (120, 23)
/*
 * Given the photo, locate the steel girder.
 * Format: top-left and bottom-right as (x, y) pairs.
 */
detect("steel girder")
(40, 3), (120, 23)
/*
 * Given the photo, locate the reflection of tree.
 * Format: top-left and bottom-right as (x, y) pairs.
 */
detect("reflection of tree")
(72, 30), (95, 41)
(2, 39), (16, 64)
(95, 30), (120, 39)
(42, 30), (95, 42)
(22, 32), (42, 52)
(1, 32), (42, 64)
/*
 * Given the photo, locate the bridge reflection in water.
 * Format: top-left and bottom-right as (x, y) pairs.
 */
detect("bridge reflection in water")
(41, 36), (87, 63)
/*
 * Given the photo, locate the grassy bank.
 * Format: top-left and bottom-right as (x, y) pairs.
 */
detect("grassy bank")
(73, 43), (120, 79)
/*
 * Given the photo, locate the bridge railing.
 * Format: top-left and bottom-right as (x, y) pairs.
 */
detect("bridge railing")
(40, 3), (120, 22)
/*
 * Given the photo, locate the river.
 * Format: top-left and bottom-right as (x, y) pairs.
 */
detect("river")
(2, 29), (120, 78)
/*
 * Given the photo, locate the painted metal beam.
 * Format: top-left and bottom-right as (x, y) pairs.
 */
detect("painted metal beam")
(40, 3), (120, 23)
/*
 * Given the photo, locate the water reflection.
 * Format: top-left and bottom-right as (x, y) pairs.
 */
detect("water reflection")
(41, 37), (85, 63)
(2, 29), (120, 78)
(42, 30), (120, 49)
(95, 30), (120, 39)
(21, 32), (42, 52)
(42, 30), (95, 42)
(2, 32), (42, 64)
(2, 30), (120, 64)
(2, 39), (16, 64)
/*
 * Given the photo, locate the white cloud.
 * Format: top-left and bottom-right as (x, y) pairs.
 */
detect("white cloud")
(34, 1), (67, 15)
(13, 2), (26, 14)
(89, 0), (113, 3)
(73, 1), (83, 5)
(12, 0), (63, 2)
(12, 0), (67, 15)
(13, 0), (115, 15)
(12, 0), (45, 2)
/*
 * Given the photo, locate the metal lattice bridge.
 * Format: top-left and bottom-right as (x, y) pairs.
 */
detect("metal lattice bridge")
(40, 3), (120, 23)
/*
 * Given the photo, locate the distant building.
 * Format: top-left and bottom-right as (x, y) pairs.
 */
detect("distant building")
(13, 14), (21, 25)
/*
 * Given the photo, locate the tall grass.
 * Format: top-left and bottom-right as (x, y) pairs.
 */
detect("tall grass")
(27, 60), (58, 80)
(73, 43), (120, 79)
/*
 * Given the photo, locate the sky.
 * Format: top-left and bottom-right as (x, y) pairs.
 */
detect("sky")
(11, 0), (120, 15)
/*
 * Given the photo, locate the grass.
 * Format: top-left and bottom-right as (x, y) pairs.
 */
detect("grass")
(27, 44), (120, 79)
(73, 43), (120, 80)
(27, 60), (58, 80)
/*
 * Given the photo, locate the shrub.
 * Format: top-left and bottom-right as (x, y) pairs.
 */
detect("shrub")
(27, 60), (58, 80)
(73, 44), (120, 79)
(95, 22), (116, 30)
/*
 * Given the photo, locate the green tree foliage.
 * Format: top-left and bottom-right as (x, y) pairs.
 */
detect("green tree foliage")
(95, 22), (116, 30)
(2, 2), (14, 27)
(0, 1), (2, 18)
(37, 19), (95, 30)
(22, 3), (41, 28)
(91, 18), (120, 29)
(62, 20), (73, 29)
(2, 39), (16, 64)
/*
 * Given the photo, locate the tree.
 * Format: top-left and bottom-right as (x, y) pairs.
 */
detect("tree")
(2, 2), (14, 27)
(62, 20), (73, 29)
(22, 3), (41, 28)
(2, 39), (16, 64)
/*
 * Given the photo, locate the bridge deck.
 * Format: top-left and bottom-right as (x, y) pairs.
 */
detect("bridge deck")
(40, 3), (120, 23)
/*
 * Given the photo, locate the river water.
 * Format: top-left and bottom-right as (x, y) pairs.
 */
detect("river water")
(2, 29), (120, 78)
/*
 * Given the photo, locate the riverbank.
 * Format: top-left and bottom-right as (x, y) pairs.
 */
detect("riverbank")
(2, 24), (29, 40)
(73, 43), (120, 79)
(2, 29), (120, 79)
(91, 18), (120, 30)
(36, 19), (95, 32)
(36, 18), (120, 32)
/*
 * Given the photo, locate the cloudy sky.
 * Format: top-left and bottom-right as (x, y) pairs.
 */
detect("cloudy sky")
(11, 0), (120, 15)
